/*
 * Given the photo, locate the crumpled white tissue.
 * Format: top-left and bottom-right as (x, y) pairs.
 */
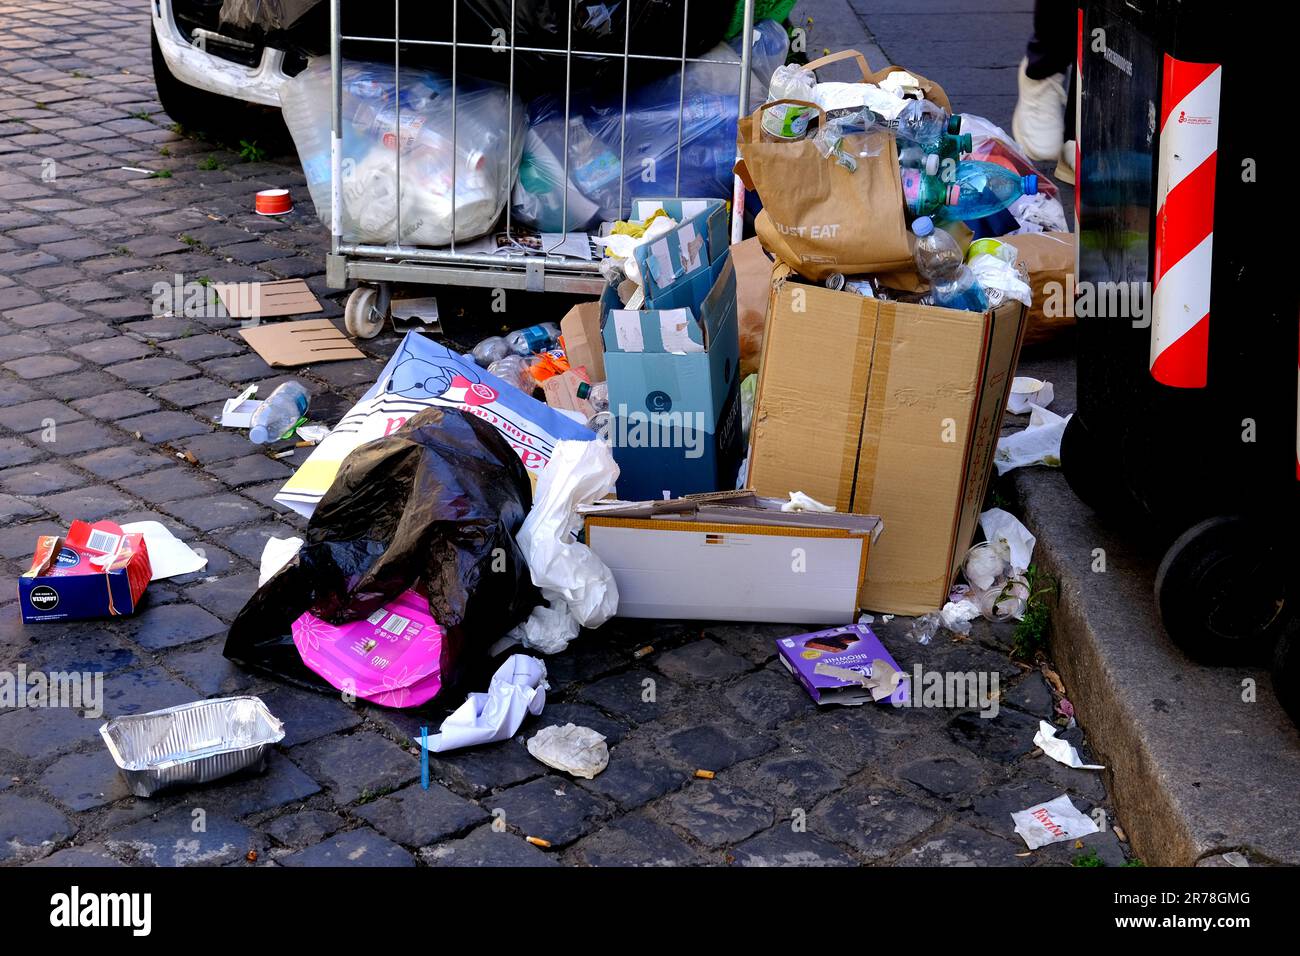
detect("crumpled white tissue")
(979, 507), (1037, 575)
(526, 723), (609, 779)
(782, 491), (836, 513)
(994, 404), (1070, 475)
(515, 439), (620, 653)
(939, 598), (982, 635)
(1033, 720), (1105, 771)
(968, 253), (1032, 307)
(507, 601), (581, 656)
(416, 654), (547, 754)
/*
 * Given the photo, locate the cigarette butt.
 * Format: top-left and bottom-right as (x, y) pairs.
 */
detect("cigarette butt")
(295, 440), (315, 447)
(694, 769), (715, 780)
(273, 449), (295, 459)
(633, 645), (654, 658)
(525, 836), (551, 848)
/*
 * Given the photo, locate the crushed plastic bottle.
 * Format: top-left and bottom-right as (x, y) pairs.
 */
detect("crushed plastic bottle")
(471, 335), (511, 368)
(248, 381), (310, 444)
(488, 354), (541, 393)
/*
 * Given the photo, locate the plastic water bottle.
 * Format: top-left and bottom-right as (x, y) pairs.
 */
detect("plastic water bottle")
(937, 161), (1038, 221)
(901, 168), (958, 217)
(505, 322), (561, 355)
(911, 216), (965, 280)
(898, 132), (972, 174)
(248, 382), (310, 444)
(912, 217), (988, 313)
(932, 268), (990, 313)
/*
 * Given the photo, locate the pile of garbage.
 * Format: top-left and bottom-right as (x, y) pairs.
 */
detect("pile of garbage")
(18, 28), (1088, 848)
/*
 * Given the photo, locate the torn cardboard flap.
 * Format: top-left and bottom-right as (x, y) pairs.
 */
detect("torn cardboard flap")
(560, 301), (604, 382)
(239, 319), (365, 367)
(214, 278), (321, 319)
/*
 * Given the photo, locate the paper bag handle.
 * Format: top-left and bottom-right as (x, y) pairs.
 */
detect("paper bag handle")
(803, 49), (876, 81)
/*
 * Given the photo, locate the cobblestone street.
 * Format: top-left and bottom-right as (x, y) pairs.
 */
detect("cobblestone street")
(1, 0), (1128, 867)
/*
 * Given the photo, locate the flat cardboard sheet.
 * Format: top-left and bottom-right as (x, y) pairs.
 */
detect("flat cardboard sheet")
(214, 278), (321, 319)
(238, 319), (365, 367)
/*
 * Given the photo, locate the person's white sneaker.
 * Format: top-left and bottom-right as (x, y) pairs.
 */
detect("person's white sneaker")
(1012, 57), (1066, 162)
(1055, 139), (1076, 186)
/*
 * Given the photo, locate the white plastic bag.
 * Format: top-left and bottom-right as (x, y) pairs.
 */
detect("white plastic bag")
(516, 439), (620, 635)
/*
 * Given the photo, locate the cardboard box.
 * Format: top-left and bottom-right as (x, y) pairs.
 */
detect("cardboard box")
(18, 520), (152, 623)
(775, 623), (909, 706)
(749, 262), (1027, 615)
(600, 199), (743, 501)
(560, 301), (605, 383)
(580, 491), (882, 624)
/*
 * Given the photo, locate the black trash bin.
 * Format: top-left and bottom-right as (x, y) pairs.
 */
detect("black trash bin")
(1066, 0), (1300, 712)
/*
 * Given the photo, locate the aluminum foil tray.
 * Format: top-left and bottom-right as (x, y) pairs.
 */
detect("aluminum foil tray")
(99, 696), (285, 797)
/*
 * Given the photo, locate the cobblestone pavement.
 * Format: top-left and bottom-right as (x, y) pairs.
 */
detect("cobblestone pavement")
(0, 0), (1127, 867)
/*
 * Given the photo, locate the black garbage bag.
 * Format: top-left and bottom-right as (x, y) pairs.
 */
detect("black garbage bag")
(223, 406), (540, 704)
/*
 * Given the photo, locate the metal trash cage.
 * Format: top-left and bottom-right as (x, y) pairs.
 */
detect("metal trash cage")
(323, 0), (758, 335)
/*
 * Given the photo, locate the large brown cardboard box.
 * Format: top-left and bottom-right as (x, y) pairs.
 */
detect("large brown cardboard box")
(748, 262), (1027, 615)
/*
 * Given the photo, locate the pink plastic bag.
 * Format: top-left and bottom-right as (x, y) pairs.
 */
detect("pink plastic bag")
(291, 589), (449, 708)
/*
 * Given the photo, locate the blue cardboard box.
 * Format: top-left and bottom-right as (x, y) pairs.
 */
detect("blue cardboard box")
(601, 200), (742, 500)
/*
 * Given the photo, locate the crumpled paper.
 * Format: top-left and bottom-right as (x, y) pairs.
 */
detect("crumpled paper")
(514, 439), (620, 653)
(1012, 794), (1100, 849)
(1033, 720), (1105, 771)
(994, 404), (1070, 475)
(416, 654), (547, 753)
(526, 723), (609, 778)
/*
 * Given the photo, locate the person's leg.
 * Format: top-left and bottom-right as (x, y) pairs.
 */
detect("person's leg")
(1014, 0), (1073, 162)
(1026, 0), (1075, 79)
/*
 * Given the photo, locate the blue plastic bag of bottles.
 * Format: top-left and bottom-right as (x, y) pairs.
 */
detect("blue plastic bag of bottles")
(512, 20), (789, 232)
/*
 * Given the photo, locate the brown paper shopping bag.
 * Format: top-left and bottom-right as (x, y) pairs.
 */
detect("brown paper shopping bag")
(736, 50), (952, 282)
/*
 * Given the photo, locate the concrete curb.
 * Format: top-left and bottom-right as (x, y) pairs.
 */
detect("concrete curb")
(1011, 466), (1300, 866)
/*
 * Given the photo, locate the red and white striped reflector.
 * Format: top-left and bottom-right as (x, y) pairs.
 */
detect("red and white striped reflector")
(1150, 54), (1222, 389)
